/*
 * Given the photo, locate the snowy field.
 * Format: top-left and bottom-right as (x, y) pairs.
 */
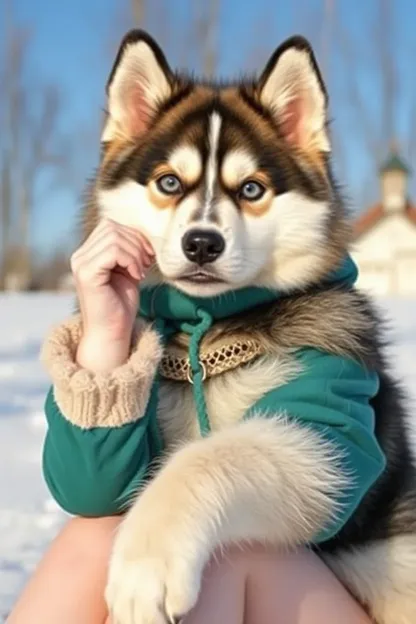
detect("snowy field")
(0, 292), (415, 619)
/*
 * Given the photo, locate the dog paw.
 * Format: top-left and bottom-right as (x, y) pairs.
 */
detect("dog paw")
(105, 522), (203, 624)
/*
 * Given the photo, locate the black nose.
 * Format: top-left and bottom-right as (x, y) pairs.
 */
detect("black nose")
(182, 229), (225, 265)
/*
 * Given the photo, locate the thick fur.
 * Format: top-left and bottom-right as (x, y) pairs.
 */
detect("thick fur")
(84, 33), (350, 299)
(323, 537), (416, 624)
(106, 417), (349, 622)
(79, 29), (416, 624)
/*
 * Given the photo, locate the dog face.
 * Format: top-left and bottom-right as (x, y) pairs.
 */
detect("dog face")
(93, 30), (349, 297)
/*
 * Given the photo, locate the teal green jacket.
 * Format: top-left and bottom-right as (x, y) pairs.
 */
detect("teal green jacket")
(43, 347), (385, 544)
(42, 258), (386, 544)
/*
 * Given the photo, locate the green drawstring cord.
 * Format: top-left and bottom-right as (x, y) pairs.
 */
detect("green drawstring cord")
(182, 309), (213, 437)
(146, 306), (214, 451)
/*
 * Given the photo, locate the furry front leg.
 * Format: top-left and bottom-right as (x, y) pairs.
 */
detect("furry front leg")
(105, 416), (347, 623)
(105, 463), (215, 624)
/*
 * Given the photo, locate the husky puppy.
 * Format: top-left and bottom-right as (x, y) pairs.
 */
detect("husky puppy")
(83, 30), (416, 624)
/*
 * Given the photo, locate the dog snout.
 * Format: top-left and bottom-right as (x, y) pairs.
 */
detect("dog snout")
(182, 229), (225, 265)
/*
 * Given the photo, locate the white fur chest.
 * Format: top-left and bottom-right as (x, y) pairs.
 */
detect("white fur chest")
(157, 353), (300, 448)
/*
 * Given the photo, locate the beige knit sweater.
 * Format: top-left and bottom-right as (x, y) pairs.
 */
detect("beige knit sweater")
(40, 315), (163, 429)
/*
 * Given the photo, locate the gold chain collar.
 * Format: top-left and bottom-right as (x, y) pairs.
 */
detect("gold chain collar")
(159, 337), (264, 383)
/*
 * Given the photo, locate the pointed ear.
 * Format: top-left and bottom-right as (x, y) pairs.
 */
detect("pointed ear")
(258, 36), (330, 153)
(102, 29), (173, 142)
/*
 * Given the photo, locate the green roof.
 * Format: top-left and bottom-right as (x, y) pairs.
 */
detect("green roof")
(379, 151), (411, 174)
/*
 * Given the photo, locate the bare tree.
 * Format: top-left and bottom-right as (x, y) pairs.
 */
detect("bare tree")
(194, 0), (220, 76)
(16, 86), (65, 283)
(131, 0), (145, 25)
(0, 9), (29, 287)
(0, 11), (67, 289)
(0, 162), (11, 289)
(320, 0), (334, 79)
(328, 0), (416, 204)
(128, 1), (220, 76)
(31, 247), (71, 291)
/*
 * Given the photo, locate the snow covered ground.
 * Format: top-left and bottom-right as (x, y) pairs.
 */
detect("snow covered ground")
(0, 292), (415, 619)
(0, 294), (73, 620)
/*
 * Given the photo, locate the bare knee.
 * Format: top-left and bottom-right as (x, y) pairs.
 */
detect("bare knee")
(200, 545), (371, 624)
(62, 514), (122, 539)
(213, 543), (338, 575)
(208, 544), (358, 594)
(208, 543), (307, 574)
(52, 515), (122, 567)
(7, 516), (123, 624)
(184, 546), (316, 624)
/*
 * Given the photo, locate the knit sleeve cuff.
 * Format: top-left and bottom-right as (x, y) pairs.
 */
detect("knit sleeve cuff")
(40, 314), (163, 429)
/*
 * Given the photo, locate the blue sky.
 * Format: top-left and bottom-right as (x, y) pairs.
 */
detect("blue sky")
(4, 0), (416, 256)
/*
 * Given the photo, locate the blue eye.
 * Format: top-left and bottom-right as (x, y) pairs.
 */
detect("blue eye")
(239, 180), (265, 201)
(156, 174), (183, 195)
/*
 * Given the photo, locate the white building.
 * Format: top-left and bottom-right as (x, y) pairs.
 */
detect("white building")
(351, 148), (416, 297)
